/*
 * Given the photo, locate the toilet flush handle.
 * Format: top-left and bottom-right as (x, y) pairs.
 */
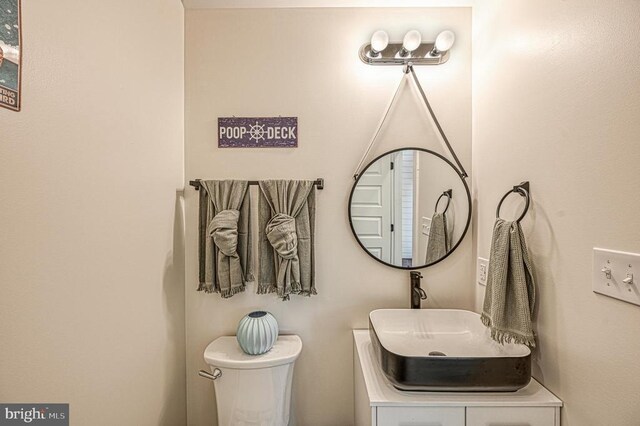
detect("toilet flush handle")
(198, 368), (222, 381)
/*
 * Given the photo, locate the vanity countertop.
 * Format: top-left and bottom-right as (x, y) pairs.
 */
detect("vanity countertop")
(353, 329), (563, 408)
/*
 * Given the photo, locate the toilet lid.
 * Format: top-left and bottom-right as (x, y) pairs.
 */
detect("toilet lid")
(204, 335), (302, 369)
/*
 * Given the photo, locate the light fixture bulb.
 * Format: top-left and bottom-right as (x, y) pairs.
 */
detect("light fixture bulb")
(370, 30), (389, 56)
(401, 30), (422, 56)
(433, 30), (455, 54)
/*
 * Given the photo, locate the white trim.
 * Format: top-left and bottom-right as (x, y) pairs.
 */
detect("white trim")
(391, 153), (403, 266)
(183, 0), (473, 9)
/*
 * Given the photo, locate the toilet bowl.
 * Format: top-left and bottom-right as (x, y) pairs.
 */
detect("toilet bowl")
(204, 335), (302, 426)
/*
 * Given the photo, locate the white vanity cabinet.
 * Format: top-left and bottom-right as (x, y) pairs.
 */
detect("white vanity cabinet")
(353, 330), (562, 426)
(376, 406), (465, 425)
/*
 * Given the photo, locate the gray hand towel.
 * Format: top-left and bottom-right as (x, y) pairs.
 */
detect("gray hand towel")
(425, 212), (449, 264)
(198, 180), (253, 298)
(481, 219), (536, 347)
(258, 180), (316, 300)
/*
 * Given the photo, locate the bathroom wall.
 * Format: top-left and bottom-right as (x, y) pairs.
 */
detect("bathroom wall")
(0, 1), (186, 425)
(473, 1), (640, 425)
(185, 8), (471, 425)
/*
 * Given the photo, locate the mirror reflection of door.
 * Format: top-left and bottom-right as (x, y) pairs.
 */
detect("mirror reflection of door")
(351, 151), (419, 266)
(350, 154), (393, 262)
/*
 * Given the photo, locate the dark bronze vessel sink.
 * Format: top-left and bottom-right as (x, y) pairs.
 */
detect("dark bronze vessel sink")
(369, 309), (531, 392)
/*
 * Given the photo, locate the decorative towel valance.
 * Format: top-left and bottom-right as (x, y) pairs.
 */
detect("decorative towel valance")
(257, 180), (317, 300)
(198, 180), (253, 298)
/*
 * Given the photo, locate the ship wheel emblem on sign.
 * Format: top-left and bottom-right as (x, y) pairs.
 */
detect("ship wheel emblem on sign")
(218, 117), (298, 148)
(249, 122), (266, 143)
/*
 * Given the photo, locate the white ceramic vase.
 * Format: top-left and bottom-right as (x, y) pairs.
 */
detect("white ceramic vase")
(236, 311), (279, 355)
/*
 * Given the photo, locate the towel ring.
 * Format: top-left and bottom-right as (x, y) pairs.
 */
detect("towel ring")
(435, 189), (453, 214)
(496, 182), (530, 223)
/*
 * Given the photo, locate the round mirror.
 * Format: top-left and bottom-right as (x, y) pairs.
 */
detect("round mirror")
(349, 148), (471, 269)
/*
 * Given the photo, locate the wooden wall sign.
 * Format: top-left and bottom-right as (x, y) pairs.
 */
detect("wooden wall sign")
(218, 117), (298, 148)
(0, 0), (21, 111)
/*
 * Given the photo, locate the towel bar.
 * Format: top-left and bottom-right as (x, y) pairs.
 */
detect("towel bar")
(189, 178), (324, 191)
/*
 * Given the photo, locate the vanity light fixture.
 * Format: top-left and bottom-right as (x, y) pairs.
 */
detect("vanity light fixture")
(359, 29), (455, 66)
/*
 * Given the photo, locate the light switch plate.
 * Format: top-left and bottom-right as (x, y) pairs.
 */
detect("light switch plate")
(421, 217), (432, 236)
(477, 257), (489, 286)
(593, 248), (640, 306)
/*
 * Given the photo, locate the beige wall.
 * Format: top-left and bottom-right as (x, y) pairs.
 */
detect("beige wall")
(473, 1), (640, 425)
(0, 1), (186, 425)
(185, 8), (471, 425)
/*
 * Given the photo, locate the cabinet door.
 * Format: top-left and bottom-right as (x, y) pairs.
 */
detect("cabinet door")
(377, 406), (465, 426)
(466, 407), (557, 426)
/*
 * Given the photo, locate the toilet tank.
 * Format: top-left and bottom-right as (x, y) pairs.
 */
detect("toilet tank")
(204, 335), (302, 426)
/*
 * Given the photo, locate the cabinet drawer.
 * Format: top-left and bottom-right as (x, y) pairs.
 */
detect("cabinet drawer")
(466, 407), (556, 426)
(377, 406), (465, 426)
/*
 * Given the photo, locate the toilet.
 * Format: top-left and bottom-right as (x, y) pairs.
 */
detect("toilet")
(203, 335), (302, 426)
